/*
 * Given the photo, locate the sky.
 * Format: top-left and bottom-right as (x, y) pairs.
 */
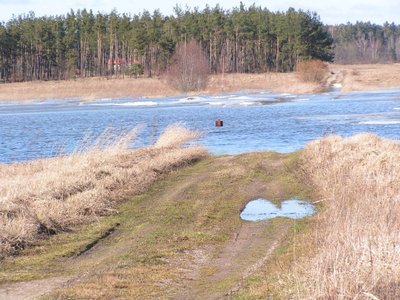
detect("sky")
(0, 0), (399, 25)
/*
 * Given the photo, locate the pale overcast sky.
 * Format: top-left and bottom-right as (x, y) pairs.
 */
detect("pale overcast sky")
(0, 0), (399, 25)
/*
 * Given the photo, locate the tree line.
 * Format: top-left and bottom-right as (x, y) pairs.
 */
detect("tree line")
(331, 22), (400, 64)
(0, 4), (335, 82)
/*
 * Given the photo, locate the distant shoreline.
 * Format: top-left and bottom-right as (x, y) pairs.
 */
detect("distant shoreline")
(1, 64), (400, 101)
(0, 73), (320, 102)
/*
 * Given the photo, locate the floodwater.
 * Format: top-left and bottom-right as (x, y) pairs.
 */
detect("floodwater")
(240, 198), (316, 221)
(1, 88), (400, 163)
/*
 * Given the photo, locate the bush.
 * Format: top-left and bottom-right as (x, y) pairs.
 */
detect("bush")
(166, 40), (209, 92)
(296, 59), (328, 83)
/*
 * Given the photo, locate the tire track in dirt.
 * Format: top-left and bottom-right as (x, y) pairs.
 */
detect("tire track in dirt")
(0, 277), (70, 300)
(177, 220), (289, 300)
(0, 153), (306, 299)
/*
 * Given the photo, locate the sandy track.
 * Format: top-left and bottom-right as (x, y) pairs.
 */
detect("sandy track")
(328, 63), (400, 92)
(0, 277), (70, 300)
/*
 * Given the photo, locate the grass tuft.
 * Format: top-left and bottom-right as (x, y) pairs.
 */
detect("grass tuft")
(153, 123), (202, 148)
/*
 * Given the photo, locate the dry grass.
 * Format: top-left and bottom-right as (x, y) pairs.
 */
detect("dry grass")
(2, 64), (400, 101)
(154, 124), (203, 148)
(0, 77), (177, 101)
(295, 133), (400, 298)
(0, 72), (322, 101)
(0, 125), (207, 258)
(329, 63), (400, 92)
(206, 72), (321, 95)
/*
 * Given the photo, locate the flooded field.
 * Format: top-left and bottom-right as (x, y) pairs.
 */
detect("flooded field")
(1, 88), (400, 163)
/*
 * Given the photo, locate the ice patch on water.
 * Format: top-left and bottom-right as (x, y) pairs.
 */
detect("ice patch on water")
(207, 102), (226, 106)
(211, 95), (233, 99)
(114, 101), (159, 107)
(83, 98), (112, 104)
(89, 103), (115, 106)
(359, 120), (400, 125)
(239, 101), (260, 106)
(181, 96), (206, 101)
(230, 96), (252, 100)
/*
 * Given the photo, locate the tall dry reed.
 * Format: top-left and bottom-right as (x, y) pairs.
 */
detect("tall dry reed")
(296, 133), (400, 299)
(0, 125), (207, 257)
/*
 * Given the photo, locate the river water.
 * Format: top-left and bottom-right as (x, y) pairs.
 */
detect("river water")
(1, 88), (400, 163)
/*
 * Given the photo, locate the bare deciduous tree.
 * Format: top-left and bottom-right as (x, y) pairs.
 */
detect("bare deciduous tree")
(166, 39), (210, 92)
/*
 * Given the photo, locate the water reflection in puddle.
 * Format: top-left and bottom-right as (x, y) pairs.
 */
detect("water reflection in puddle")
(240, 198), (315, 221)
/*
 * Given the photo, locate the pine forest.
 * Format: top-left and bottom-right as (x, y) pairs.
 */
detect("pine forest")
(0, 4), (399, 83)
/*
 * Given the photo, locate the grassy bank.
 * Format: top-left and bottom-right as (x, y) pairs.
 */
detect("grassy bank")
(329, 63), (400, 92)
(295, 133), (400, 298)
(0, 125), (206, 258)
(0, 150), (311, 299)
(223, 134), (400, 299)
(1, 132), (399, 299)
(0, 72), (321, 101)
(2, 64), (400, 101)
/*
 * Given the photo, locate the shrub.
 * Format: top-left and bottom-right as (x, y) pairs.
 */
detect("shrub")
(296, 59), (328, 83)
(166, 39), (209, 92)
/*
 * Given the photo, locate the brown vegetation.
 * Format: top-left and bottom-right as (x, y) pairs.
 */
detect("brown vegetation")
(207, 72), (321, 94)
(0, 77), (177, 101)
(0, 125), (207, 258)
(0, 72), (323, 101)
(1, 63), (400, 102)
(296, 59), (329, 83)
(166, 40), (210, 92)
(296, 133), (400, 298)
(329, 63), (400, 92)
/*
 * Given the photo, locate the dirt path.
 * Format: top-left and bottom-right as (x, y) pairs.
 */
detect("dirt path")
(326, 68), (346, 89)
(0, 152), (309, 299)
(180, 220), (289, 299)
(328, 63), (400, 92)
(0, 277), (70, 300)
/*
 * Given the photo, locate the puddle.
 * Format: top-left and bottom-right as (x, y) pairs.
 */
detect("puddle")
(240, 198), (315, 221)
